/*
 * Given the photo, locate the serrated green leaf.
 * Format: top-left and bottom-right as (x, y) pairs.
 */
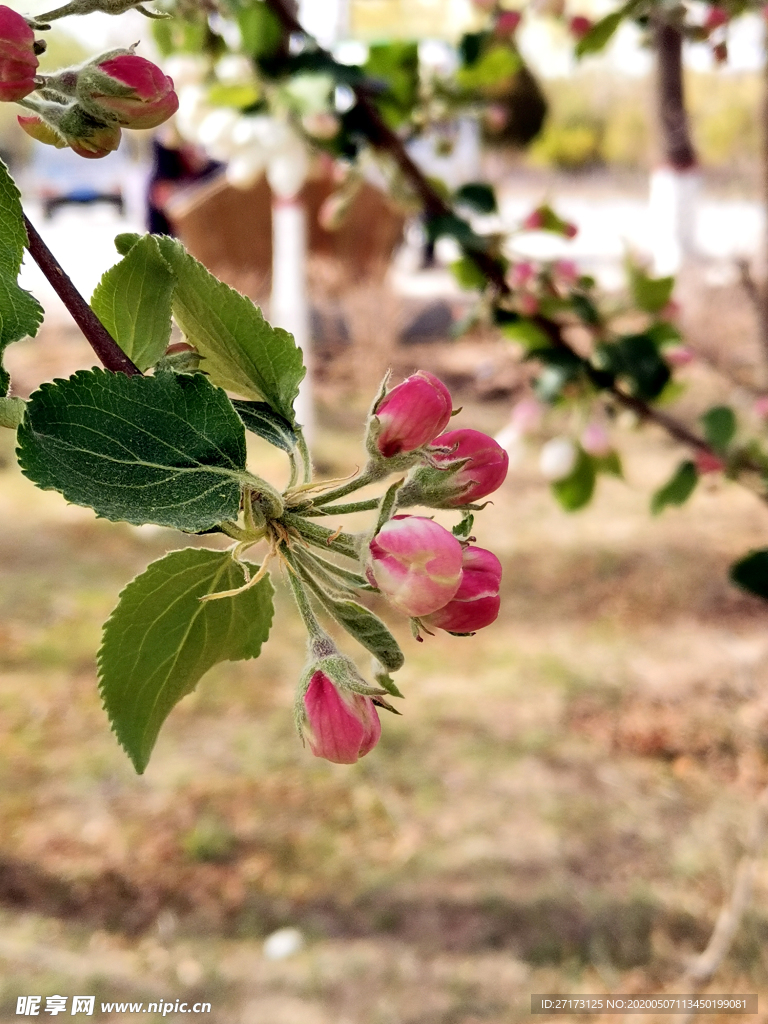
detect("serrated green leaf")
(575, 10), (623, 57)
(153, 237), (305, 424)
(232, 400), (298, 453)
(701, 405), (736, 453)
(454, 182), (498, 215)
(551, 448), (596, 511)
(650, 460), (698, 515)
(91, 235), (175, 371)
(17, 369), (246, 531)
(730, 549), (768, 601)
(99, 547), (274, 772)
(0, 395), (24, 428)
(0, 160), (44, 396)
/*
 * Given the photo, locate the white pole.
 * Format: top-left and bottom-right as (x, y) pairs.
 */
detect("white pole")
(649, 164), (701, 276)
(271, 195), (314, 443)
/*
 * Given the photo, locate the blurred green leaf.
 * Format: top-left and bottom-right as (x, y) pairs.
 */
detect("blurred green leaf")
(730, 549), (768, 601)
(552, 448), (596, 511)
(575, 10), (624, 57)
(238, 2), (283, 59)
(451, 256), (487, 291)
(700, 405), (736, 453)
(629, 265), (674, 314)
(365, 41), (419, 127)
(650, 460), (698, 515)
(454, 182), (498, 214)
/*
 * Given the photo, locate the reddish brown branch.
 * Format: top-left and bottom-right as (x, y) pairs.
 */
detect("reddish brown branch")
(23, 214), (141, 377)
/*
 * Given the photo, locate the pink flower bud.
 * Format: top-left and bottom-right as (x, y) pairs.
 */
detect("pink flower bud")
(18, 112), (122, 158)
(704, 6), (728, 30)
(695, 451), (724, 474)
(0, 6), (38, 103)
(569, 15), (593, 38)
(754, 396), (768, 419)
(665, 345), (694, 367)
(423, 546), (502, 633)
(495, 10), (522, 34)
(509, 261), (535, 287)
(580, 421), (611, 457)
(712, 41), (728, 63)
(369, 515), (464, 617)
(374, 371), (453, 458)
(302, 670), (381, 764)
(554, 259), (578, 284)
(90, 54), (178, 130)
(518, 292), (539, 317)
(431, 428), (510, 505)
(522, 208), (545, 230)
(563, 221), (578, 238)
(510, 396), (545, 435)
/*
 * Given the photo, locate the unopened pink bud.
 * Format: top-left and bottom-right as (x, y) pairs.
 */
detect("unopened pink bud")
(665, 345), (694, 367)
(302, 671), (381, 764)
(704, 6), (728, 30)
(580, 421), (611, 457)
(522, 208), (545, 230)
(431, 428), (510, 505)
(563, 221), (578, 238)
(495, 10), (522, 34)
(519, 292), (539, 317)
(375, 371), (452, 458)
(424, 546), (502, 633)
(554, 259), (578, 284)
(369, 515), (464, 617)
(510, 396), (545, 434)
(713, 41), (728, 63)
(91, 54), (178, 129)
(569, 14), (593, 37)
(509, 261), (535, 287)
(0, 6), (38, 103)
(695, 451), (724, 474)
(755, 396), (768, 419)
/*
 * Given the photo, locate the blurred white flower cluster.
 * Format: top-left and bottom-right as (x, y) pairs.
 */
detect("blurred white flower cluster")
(167, 55), (335, 198)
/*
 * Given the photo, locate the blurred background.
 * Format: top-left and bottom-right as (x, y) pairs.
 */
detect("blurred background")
(3, 0), (768, 1021)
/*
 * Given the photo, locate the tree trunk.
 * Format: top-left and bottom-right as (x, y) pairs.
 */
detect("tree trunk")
(650, 20), (699, 274)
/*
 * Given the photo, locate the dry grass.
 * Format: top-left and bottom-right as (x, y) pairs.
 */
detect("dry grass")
(2, 283), (768, 1022)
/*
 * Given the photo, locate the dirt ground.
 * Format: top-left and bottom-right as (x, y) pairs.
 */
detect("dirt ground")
(2, 277), (768, 1024)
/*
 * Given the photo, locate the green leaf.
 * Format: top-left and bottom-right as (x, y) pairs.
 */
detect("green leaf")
(153, 237), (305, 424)
(529, 347), (585, 401)
(0, 395), (24, 428)
(730, 549), (768, 601)
(300, 568), (404, 673)
(575, 10), (623, 57)
(551, 448), (596, 511)
(91, 235), (175, 371)
(599, 334), (670, 400)
(17, 369), (246, 531)
(99, 547), (274, 772)
(364, 41), (419, 128)
(456, 43), (520, 92)
(450, 255), (487, 291)
(594, 450), (623, 477)
(425, 214), (486, 253)
(701, 405), (736, 453)
(570, 292), (600, 326)
(238, 1), (283, 59)
(500, 317), (552, 350)
(650, 460), (698, 515)
(232, 400), (298, 453)
(0, 160), (44, 395)
(454, 182), (498, 215)
(629, 265), (674, 314)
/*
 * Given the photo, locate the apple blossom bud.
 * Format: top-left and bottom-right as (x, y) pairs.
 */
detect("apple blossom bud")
(713, 41), (728, 64)
(510, 396), (545, 435)
(569, 15), (593, 38)
(695, 451), (724, 474)
(519, 292), (539, 317)
(423, 546), (502, 634)
(18, 108), (122, 159)
(374, 371), (453, 459)
(665, 345), (694, 367)
(86, 54), (178, 130)
(495, 10), (521, 35)
(302, 670), (381, 764)
(429, 428), (510, 505)
(522, 208), (545, 230)
(554, 259), (578, 284)
(0, 6), (38, 103)
(302, 110), (340, 140)
(580, 422), (611, 457)
(509, 261), (535, 287)
(755, 396), (768, 419)
(704, 6), (728, 30)
(563, 221), (578, 238)
(368, 515), (464, 617)
(539, 437), (577, 480)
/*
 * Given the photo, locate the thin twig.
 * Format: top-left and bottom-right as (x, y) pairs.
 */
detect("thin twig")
(673, 783), (768, 1024)
(23, 214), (141, 376)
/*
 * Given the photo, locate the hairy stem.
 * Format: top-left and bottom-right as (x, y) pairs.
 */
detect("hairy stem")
(23, 214), (141, 376)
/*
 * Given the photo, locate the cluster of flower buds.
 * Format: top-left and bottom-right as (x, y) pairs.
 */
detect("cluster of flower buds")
(0, 10), (179, 160)
(290, 371), (508, 765)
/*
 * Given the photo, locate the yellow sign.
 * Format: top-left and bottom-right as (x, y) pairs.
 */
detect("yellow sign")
(350, 0), (482, 40)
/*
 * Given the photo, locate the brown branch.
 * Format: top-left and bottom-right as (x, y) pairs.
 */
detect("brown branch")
(23, 214), (141, 376)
